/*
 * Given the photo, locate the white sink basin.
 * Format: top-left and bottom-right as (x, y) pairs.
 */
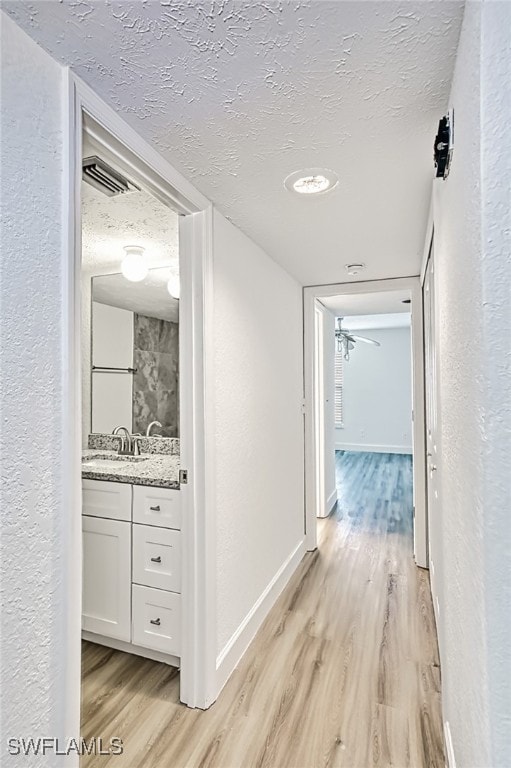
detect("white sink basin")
(82, 453), (149, 471)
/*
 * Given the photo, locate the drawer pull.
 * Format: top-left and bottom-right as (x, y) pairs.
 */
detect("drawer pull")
(150, 556), (162, 563)
(150, 618), (161, 626)
(149, 505), (161, 512)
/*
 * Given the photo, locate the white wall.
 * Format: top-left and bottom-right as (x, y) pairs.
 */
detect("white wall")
(335, 326), (412, 454)
(91, 302), (133, 434)
(432, 3), (511, 766)
(212, 210), (305, 670)
(0, 12), (79, 761)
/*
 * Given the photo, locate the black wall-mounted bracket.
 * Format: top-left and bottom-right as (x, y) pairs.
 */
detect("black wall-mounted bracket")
(433, 109), (454, 179)
(434, 109), (454, 179)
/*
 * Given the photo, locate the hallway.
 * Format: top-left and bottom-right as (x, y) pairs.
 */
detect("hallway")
(81, 451), (443, 768)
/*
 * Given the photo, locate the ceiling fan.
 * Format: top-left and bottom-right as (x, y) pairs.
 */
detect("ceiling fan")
(335, 318), (381, 361)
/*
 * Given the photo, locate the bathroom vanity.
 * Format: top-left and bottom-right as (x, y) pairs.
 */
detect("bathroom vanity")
(81, 437), (182, 667)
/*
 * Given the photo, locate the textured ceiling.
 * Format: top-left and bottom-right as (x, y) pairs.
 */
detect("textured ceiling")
(81, 180), (179, 275)
(93, 268), (179, 323)
(342, 313), (411, 330)
(5, 1), (464, 285)
(321, 288), (411, 316)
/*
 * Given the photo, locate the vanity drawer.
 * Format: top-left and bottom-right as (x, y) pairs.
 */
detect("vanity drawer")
(132, 584), (181, 655)
(132, 524), (181, 592)
(82, 479), (132, 522)
(132, 485), (181, 529)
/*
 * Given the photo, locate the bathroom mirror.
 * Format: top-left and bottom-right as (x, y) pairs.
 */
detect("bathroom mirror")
(90, 267), (179, 437)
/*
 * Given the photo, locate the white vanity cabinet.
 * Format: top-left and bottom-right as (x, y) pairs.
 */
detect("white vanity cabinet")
(81, 480), (182, 664)
(82, 515), (131, 641)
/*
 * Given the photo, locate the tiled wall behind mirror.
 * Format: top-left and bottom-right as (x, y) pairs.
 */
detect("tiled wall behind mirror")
(91, 267), (179, 437)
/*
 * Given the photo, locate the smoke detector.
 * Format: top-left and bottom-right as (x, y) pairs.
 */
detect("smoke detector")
(345, 263), (365, 276)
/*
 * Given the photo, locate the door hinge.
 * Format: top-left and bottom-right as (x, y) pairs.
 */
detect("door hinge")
(179, 469), (189, 485)
(301, 398), (306, 415)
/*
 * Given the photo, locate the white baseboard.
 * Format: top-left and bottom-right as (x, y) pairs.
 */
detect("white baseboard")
(82, 630), (180, 667)
(215, 539), (306, 696)
(327, 488), (338, 511)
(317, 488), (338, 518)
(335, 442), (413, 455)
(429, 559), (441, 638)
(444, 721), (456, 768)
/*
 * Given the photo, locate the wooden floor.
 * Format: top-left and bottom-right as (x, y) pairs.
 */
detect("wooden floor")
(81, 451), (443, 768)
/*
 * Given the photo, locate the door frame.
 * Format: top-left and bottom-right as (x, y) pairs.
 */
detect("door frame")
(303, 277), (428, 567)
(63, 70), (217, 731)
(313, 304), (327, 518)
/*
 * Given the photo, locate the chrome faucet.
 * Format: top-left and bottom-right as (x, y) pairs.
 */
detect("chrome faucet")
(112, 426), (133, 455)
(146, 421), (162, 437)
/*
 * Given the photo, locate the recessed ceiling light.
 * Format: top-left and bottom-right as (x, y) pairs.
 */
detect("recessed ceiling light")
(345, 263), (365, 276)
(284, 168), (338, 196)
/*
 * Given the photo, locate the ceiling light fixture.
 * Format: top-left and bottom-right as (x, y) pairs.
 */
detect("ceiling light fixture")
(167, 271), (180, 300)
(121, 245), (148, 282)
(345, 263), (365, 276)
(284, 168), (338, 196)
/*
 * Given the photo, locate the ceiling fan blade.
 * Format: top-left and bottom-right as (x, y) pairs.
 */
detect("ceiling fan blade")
(347, 333), (381, 346)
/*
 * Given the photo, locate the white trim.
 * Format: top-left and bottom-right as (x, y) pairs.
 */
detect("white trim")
(326, 488), (338, 513)
(444, 721), (456, 768)
(81, 632), (180, 668)
(410, 279), (428, 567)
(60, 67), (82, 751)
(66, 72), (216, 716)
(429, 558), (441, 655)
(420, 195), (434, 286)
(304, 277), (427, 566)
(215, 540), (306, 696)
(179, 207), (218, 709)
(335, 443), (413, 454)
(314, 304), (327, 519)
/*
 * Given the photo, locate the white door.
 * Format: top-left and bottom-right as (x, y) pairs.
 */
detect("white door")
(423, 247), (441, 627)
(82, 515), (131, 641)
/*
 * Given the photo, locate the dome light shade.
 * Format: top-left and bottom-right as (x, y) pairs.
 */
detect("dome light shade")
(121, 245), (148, 282)
(167, 274), (180, 299)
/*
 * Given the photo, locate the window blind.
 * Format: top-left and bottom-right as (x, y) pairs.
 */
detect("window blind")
(334, 347), (343, 427)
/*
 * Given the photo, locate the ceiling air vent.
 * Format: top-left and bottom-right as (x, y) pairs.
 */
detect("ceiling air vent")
(82, 156), (140, 197)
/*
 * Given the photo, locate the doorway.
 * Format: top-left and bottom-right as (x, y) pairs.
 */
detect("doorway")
(423, 240), (442, 643)
(65, 74), (217, 745)
(304, 278), (427, 567)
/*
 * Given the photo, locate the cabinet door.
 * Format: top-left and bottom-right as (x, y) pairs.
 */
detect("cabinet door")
(82, 515), (131, 641)
(82, 480), (132, 522)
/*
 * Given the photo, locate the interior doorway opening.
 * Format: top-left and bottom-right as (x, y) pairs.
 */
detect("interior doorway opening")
(304, 278), (427, 568)
(65, 75), (217, 749)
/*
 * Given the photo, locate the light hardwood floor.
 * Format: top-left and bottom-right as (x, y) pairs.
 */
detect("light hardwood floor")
(81, 451), (443, 768)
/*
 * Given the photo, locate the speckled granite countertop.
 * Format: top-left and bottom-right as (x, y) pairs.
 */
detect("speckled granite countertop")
(82, 449), (180, 489)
